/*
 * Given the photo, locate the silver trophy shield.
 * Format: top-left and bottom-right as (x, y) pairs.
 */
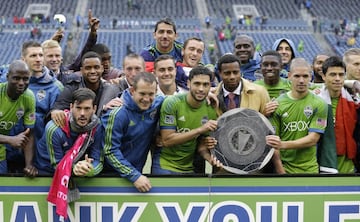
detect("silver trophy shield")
(211, 108), (275, 174)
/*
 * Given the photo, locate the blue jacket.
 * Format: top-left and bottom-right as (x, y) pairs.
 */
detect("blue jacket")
(0, 64), (9, 83)
(271, 38), (298, 77)
(29, 67), (63, 143)
(35, 120), (103, 175)
(214, 52), (262, 82)
(101, 89), (164, 182)
(241, 51), (262, 81)
(140, 41), (183, 72)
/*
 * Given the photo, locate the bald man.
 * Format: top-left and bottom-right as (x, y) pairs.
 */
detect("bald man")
(0, 60), (37, 176)
(266, 58), (328, 174)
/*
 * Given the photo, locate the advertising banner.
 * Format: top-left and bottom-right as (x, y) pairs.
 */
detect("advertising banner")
(0, 176), (359, 221)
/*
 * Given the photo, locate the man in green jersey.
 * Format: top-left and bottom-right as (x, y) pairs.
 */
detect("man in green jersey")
(255, 50), (291, 99)
(152, 66), (221, 174)
(318, 56), (359, 173)
(266, 58), (328, 174)
(255, 50), (291, 118)
(0, 60), (37, 176)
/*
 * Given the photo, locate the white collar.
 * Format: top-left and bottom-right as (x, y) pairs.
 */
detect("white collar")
(222, 82), (241, 97)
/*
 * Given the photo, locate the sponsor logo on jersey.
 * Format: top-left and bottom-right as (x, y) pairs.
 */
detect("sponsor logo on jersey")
(0, 121), (15, 130)
(284, 121), (310, 132)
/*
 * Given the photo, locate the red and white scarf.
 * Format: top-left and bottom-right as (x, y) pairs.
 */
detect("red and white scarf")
(318, 87), (358, 159)
(47, 111), (94, 220)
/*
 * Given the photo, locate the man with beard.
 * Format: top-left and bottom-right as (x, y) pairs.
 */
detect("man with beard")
(35, 88), (103, 175)
(312, 53), (330, 83)
(50, 52), (118, 127)
(266, 58), (328, 174)
(140, 18), (183, 73)
(0, 60), (37, 176)
(152, 66), (221, 174)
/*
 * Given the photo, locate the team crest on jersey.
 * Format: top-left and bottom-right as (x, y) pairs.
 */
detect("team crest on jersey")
(16, 108), (24, 119)
(164, 115), (175, 124)
(36, 90), (46, 101)
(303, 106), (313, 119)
(149, 110), (157, 120)
(201, 116), (209, 125)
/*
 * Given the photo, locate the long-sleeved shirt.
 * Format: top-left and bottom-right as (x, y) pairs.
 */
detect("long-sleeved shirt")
(101, 89), (164, 182)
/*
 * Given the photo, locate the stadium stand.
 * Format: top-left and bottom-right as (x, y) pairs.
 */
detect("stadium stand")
(88, 0), (197, 20)
(308, 0), (359, 20)
(0, 31), (68, 65)
(95, 18), (202, 30)
(205, 0), (301, 19)
(0, 0), (77, 24)
(325, 33), (360, 56)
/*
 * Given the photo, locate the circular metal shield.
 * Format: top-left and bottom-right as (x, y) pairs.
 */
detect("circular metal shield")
(211, 108), (275, 174)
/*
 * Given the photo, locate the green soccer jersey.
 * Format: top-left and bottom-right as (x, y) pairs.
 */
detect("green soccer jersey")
(159, 93), (217, 173)
(270, 91), (328, 173)
(254, 78), (291, 99)
(0, 83), (36, 160)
